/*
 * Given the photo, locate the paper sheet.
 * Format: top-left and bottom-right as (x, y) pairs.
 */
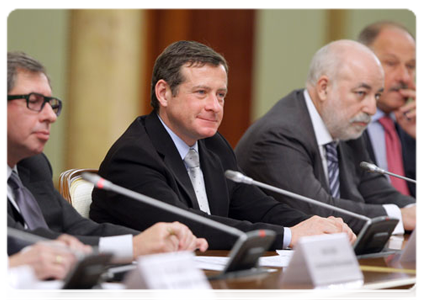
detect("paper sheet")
(194, 250), (294, 271)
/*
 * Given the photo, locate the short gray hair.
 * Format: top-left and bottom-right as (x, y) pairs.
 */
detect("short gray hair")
(306, 41), (343, 87)
(7, 51), (50, 93)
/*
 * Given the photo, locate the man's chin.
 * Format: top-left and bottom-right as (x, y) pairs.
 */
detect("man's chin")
(198, 129), (218, 139)
(338, 129), (365, 141)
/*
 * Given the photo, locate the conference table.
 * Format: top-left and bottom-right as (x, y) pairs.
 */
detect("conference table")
(197, 235), (420, 300)
(64, 235), (420, 300)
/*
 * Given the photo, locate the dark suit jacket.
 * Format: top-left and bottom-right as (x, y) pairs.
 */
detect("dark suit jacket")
(90, 112), (310, 250)
(235, 89), (415, 233)
(363, 125), (416, 197)
(7, 153), (138, 255)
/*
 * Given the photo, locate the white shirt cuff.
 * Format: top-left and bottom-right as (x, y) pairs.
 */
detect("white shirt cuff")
(383, 204), (404, 235)
(99, 235), (133, 263)
(282, 227), (292, 249)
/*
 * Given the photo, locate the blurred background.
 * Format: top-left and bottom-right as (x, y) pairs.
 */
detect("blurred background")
(7, 9), (415, 185)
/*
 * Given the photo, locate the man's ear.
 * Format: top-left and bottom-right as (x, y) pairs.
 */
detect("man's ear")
(316, 76), (330, 101)
(155, 79), (171, 108)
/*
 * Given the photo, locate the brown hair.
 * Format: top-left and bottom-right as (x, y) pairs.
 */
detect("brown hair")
(7, 51), (50, 93)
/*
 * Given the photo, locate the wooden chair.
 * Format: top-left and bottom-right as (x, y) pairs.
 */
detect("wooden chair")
(59, 169), (97, 218)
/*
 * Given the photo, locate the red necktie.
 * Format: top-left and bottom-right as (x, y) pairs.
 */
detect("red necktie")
(378, 116), (410, 195)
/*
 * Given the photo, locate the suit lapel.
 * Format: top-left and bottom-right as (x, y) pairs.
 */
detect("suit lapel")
(362, 130), (376, 163)
(7, 198), (25, 226)
(17, 163), (31, 185)
(337, 142), (354, 199)
(296, 93), (331, 195)
(198, 140), (229, 216)
(145, 113), (200, 209)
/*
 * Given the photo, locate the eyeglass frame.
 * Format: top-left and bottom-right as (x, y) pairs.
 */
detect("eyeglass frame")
(7, 93), (63, 116)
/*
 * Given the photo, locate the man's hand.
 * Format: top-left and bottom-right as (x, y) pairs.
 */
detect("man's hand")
(132, 221), (208, 258)
(8, 241), (78, 280)
(395, 84), (420, 141)
(56, 234), (93, 255)
(289, 216), (356, 248)
(400, 205), (416, 231)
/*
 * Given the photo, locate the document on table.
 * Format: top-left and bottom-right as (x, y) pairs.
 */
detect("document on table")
(194, 250), (294, 271)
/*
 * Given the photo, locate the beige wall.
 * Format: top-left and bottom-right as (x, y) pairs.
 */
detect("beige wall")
(7, 9), (416, 181)
(253, 10), (327, 120)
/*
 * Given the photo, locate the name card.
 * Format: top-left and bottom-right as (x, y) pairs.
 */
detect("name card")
(124, 251), (211, 289)
(281, 233), (363, 288)
(400, 230), (416, 265)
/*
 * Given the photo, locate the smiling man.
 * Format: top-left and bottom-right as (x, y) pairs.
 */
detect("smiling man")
(90, 40), (356, 250)
(235, 40), (415, 235)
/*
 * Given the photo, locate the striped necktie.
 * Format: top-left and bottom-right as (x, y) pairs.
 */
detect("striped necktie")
(324, 142), (340, 198)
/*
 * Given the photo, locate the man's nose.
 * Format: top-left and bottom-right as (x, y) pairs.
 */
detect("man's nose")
(205, 94), (222, 112)
(396, 64), (414, 87)
(39, 102), (58, 123)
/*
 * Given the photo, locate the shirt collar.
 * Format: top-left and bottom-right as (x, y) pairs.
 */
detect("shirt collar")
(371, 108), (396, 123)
(304, 89), (335, 146)
(157, 114), (198, 160)
(7, 165), (17, 180)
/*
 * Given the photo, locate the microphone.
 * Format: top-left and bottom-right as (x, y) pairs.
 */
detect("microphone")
(83, 172), (245, 237)
(225, 170), (399, 257)
(360, 161), (416, 184)
(225, 170), (369, 221)
(82, 172), (277, 277)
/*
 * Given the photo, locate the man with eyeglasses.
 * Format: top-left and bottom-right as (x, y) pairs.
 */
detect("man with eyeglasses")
(7, 93), (63, 115)
(7, 52), (208, 272)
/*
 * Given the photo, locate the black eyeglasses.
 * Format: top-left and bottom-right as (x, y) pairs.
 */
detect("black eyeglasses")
(8, 93), (63, 116)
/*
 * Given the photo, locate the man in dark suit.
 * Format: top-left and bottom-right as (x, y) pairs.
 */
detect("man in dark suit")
(235, 40), (415, 235)
(7, 51), (207, 264)
(90, 40), (356, 250)
(358, 21), (416, 197)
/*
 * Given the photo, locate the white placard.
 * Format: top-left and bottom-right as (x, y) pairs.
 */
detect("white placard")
(400, 230), (416, 264)
(281, 233), (363, 288)
(124, 251), (211, 289)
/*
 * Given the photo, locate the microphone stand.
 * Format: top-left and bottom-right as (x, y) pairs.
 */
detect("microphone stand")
(360, 161), (416, 184)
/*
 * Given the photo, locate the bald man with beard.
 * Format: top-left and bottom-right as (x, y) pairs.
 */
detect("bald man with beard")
(236, 40), (416, 236)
